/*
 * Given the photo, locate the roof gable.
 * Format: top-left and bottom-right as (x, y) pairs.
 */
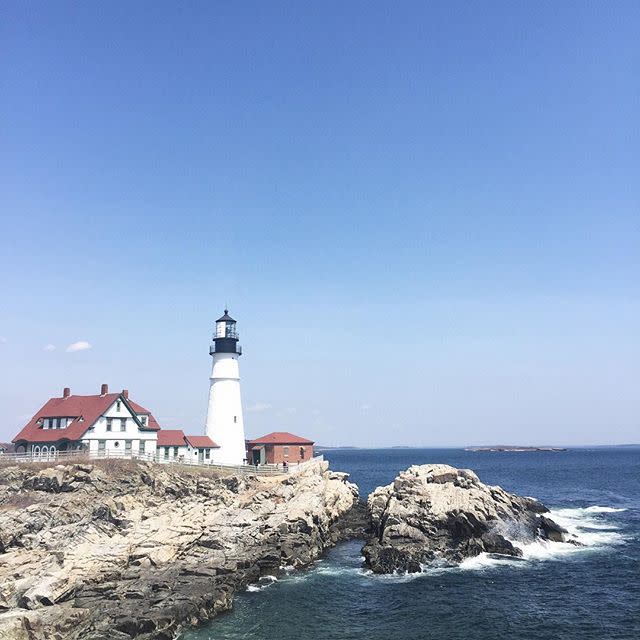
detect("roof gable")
(13, 391), (162, 443)
(128, 400), (161, 431)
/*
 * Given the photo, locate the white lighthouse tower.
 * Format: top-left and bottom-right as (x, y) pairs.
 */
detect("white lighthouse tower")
(205, 310), (246, 464)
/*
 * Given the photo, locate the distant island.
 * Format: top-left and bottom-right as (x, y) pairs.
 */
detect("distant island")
(465, 446), (568, 452)
(315, 445), (360, 451)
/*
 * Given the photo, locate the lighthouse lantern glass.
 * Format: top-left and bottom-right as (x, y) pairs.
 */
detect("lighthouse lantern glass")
(215, 320), (237, 339)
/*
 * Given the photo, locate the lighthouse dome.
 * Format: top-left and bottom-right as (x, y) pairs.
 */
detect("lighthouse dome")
(216, 309), (236, 323)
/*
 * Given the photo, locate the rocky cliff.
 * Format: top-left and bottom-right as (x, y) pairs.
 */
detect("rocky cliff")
(363, 464), (574, 573)
(0, 459), (361, 639)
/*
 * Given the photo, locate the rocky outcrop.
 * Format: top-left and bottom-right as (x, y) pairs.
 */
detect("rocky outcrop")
(363, 464), (575, 573)
(0, 459), (359, 639)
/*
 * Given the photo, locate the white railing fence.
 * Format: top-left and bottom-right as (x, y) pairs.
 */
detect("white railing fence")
(0, 449), (324, 476)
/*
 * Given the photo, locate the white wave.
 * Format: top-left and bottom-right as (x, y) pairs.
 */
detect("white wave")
(549, 506), (626, 545)
(503, 504), (627, 562)
(432, 504), (627, 573)
(246, 575), (278, 592)
(314, 565), (364, 578)
(245, 584), (264, 592)
(359, 567), (429, 583)
(553, 506), (626, 518)
(459, 554), (521, 571)
(584, 506), (627, 514)
(279, 564), (296, 572)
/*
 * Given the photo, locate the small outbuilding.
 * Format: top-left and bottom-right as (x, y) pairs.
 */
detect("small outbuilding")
(157, 429), (219, 464)
(245, 431), (314, 465)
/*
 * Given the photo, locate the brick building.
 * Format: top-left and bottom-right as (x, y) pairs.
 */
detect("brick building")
(246, 431), (314, 465)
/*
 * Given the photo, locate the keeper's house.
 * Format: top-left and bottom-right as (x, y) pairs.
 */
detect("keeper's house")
(246, 431), (314, 465)
(12, 384), (160, 457)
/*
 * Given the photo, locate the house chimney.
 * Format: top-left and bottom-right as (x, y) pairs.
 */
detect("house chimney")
(122, 389), (129, 399)
(63, 387), (71, 398)
(100, 383), (109, 395)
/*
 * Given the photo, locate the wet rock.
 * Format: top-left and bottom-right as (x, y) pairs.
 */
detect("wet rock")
(363, 464), (573, 573)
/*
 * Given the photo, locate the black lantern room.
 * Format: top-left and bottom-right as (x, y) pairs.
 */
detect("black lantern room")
(210, 309), (242, 355)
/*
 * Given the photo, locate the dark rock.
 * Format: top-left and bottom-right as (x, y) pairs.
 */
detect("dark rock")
(538, 515), (568, 542)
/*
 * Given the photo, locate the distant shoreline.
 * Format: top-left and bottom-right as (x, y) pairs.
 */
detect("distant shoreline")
(464, 446), (568, 452)
(315, 444), (638, 451)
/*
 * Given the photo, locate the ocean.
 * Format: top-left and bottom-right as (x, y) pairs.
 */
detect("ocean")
(181, 447), (640, 639)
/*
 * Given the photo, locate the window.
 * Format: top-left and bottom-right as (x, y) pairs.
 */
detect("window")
(283, 446), (289, 457)
(125, 440), (132, 453)
(140, 416), (147, 426)
(120, 418), (126, 432)
(234, 415), (237, 423)
(139, 440), (146, 454)
(106, 418), (112, 432)
(164, 447), (169, 459)
(116, 400), (121, 412)
(299, 446), (305, 460)
(98, 440), (106, 454)
(173, 446), (179, 457)
(205, 449), (211, 459)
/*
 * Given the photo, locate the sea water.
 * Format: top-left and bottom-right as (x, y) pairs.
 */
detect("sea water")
(181, 447), (640, 639)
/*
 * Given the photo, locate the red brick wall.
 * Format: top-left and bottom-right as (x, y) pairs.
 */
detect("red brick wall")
(268, 443), (313, 464)
(247, 443), (314, 465)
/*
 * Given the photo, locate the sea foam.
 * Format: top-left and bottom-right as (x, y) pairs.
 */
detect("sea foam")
(451, 504), (626, 572)
(246, 575), (278, 592)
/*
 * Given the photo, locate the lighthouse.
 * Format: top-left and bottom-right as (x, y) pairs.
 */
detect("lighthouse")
(205, 310), (246, 464)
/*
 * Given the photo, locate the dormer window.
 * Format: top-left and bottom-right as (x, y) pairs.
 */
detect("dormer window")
(140, 416), (147, 426)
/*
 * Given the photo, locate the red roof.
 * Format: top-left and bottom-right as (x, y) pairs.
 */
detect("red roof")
(246, 431), (314, 445)
(13, 391), (161, 444)
(185, 435), (219, 449)
(157, 429), (187, 447)
(156, 431), (219, 448)
(128, 400), (161, 431)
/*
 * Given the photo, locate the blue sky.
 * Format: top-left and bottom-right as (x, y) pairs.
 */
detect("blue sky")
(1, 2), (638, 446)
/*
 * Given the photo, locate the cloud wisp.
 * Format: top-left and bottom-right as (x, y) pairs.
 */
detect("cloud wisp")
(43, 344), (57, 352)
(66, 341), (92, 353)
(246, 403), (273, 413)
